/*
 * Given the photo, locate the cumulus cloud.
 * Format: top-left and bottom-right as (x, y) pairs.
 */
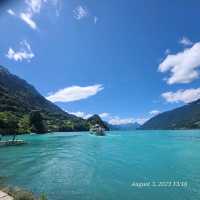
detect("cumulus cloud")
(179, 36), (193, 46)
(46, 84), (104, 103)
(67, 111), (110, 120)
(6, 40), (34, 62)
(66, 109), (147, 125)
(162, 88), (200, 103)
(108, 116), (148, 125)
(99, 112), (110, 118)
(73, 5), (88, 20)
(108, 117), (134, 125)
(67, 111), (93, 119)
(159, 42), (200, 84)
(149, 110), (160, 115)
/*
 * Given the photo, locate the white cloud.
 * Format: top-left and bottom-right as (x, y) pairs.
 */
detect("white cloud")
(179, 36), (193, 46)
(162, 88), (200, 104)
(66, 109), (147, 125)
(7, 0), (61, 29)
(67, 111), (109, 120)
(159, 42), (200, 84)
(94, 16), (98, 24)
(108, 116), (148, 125)
(73, 5), (88, 20)
(6, 40), (34, 62)
(46, 84), (104, 103)
(73, 5), (98, 24)
(20, 12), (37, 29)
(19, 0), (45, 29)
(99, 112), (110, 118)
(25, 0), (44, 13)
(67, 111), (93, 119)
(149, 110), (160, 115)
(7, 9), (15, 16)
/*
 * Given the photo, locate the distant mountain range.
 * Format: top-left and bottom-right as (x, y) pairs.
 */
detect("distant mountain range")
(140, 99), (200, 130)
(0, 66), (108, 134)
(108, 122), (140, 130)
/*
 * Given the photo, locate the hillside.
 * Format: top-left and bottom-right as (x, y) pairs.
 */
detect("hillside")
(0, 66), (106, 134)
(140, 100), (200, 130)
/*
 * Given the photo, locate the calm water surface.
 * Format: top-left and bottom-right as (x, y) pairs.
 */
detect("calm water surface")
(0, 130), (200, 200)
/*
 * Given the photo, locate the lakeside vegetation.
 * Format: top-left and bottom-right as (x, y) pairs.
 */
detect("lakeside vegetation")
(0, 110), (110, 135)
(0, 185), (47, 200)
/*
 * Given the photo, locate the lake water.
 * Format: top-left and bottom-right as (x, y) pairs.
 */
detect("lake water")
(0, 131), (200, 200)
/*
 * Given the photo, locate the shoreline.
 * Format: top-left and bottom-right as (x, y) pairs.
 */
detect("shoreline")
(0, 185), (47, 200)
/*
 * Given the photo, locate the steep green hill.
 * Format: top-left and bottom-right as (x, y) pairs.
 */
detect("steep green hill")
(0, 66), (106, 134)
(140, 100), (200, 130)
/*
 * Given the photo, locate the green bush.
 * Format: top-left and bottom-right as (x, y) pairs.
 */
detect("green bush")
(29, 111), (47, 134)
(0, 112), (19, 135)
(18, 115), (31, 133)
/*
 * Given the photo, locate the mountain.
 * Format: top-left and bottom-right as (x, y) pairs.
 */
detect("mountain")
(0, 66), (70, 116)
(0, 66), (105, 134)
(140, 100), (200, 130)
(87, 114), (110, 131)
(108, 122), (140, 130)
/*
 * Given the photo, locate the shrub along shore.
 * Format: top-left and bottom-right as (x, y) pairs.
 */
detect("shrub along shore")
(0, 185), (47, 200)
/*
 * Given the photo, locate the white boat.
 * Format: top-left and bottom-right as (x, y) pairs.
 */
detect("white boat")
(0, 140), (26, 147)
(90, 124), (106, 136)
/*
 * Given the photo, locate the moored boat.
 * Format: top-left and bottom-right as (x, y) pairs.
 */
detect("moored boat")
(0, 133), (27, 147)
(89, 124), (106, 136)
(0, 140), (26, 147)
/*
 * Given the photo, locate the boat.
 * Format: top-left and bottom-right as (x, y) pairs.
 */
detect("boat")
(0, 140), (26, 147)
(89, 124), (106, 136)
(0, 134), (27, 147)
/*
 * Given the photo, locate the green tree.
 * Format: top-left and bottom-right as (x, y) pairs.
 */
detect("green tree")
(18, 115), (31, 133)
(29, 111), (47, 134)
(0, 112), (19, 135)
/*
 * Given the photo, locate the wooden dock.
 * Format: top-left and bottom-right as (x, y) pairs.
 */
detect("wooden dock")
(0, 191), (13, 200)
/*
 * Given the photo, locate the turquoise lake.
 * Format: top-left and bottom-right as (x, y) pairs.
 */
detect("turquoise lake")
(0, 130), (200, 200)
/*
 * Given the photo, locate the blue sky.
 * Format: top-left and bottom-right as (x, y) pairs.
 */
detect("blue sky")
(1, 0), (200, 125)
